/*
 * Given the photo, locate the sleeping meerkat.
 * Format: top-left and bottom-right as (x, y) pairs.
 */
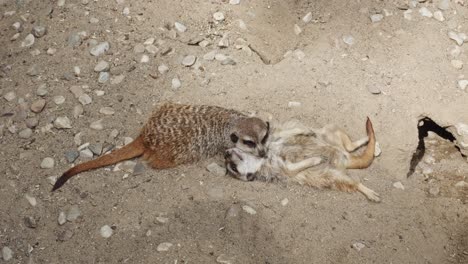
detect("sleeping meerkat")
(52, 103), (269, 191)
(225, 118), (380, 202)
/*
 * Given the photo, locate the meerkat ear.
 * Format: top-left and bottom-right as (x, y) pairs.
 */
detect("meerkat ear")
(230, 133), (239, 143)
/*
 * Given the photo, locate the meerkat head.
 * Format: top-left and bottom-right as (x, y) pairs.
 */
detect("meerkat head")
(229, 117), (269, 157)
(224, 148), (263, 182)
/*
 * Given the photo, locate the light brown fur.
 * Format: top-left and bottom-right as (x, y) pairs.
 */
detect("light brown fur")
(53, 103), (269, 191)
(225, 118), (380, 202)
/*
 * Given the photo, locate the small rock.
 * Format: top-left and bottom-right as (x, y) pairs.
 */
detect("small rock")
(144, 38), (155, 45)
(24, 216), (37, 228)
(89, 144), (103, 156)
(53, 95), (66, 105)
(403, 9), (413, 20)
(342, 35), (355, 45)
(215, 53), (227, 61)
(70, 86), (84, 98)
(47, 47), (57, 55)
(204, 50), (216, 61)
(433, 10), (444, 21)
(122, 7), (130, 16)
(374, 142), (382, 156)
(370, 14), (384, 23)
(27, 65), (39, 76)
(145, 44), (159, 54)
(303, 12), (313, 23)
(32, 25), (47, 38)
(158, 64), (169, 74)
(90, 120), (104, 130)
(94, 60), (110, 72)
(216, 254), (235, 264)
(35, 84), (48, 96)
(281, 198), (289, 206)
(221, 57), (236, 65)
(294, 49), (305, 60)
(2, 247), (13, 261)
(57, 229), (74, 242)
(40, 157), (55, 169)
(155, 216), (169, 224)
(57, 0), (66, 6)
(206, 162), (225, 176)
(294, 24), (302, 35)
(419, 7), (433, 17)
(73, 105), (84, 118)
(68, 33), (82, 47)
(199, 40), (210, 47)
(438, 0), (450, 10)
(393, 181), (405, 190)
(352, 242), (366, 251)
(65, 150), (79, 163)
(25, 118), (39, 128)
(54, 116), (72, 129)
(140, 55), (150, 63)
(182, 55), (196, 66)
(98, 72), (110, 83)
(12, 22), (22, 32)
(18, 128), (32, 139)
(218, 35), (230, 48)
(99, 107), (115, 115)
(66, 206), (81, 221)
(58, 212), (67, 225)
(21, 34), (35, 47)
(4, 91), (16, 102)
(100, 225), (113, 238)
(111, 75), (125, 85)
(133, 43), (145, 53)
(451, 60), (463, 69)
(458, 80), (468, 90)
(455, 181), (468, 188)
(242, 205), (257, 215)
(174, 22), (187, 32)
(213, 12), (225, 21)
(157, 242), (173, 252)
(449, 31), (464, 46)
(367, 85), (381, 94)
(90, 41), (110, 56)
(428, 186), (440, 196)
(25, 194), (37, 206)
(288, 101), (301, 108)
(172, 78), (181, 89)
(133, 162), (146, 175)
(11, 33), (20, 41)
(79, 94), (92, 105)
(48, 176), (57, 185)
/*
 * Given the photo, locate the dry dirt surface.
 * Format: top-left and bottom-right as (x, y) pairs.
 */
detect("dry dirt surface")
(1, 0), (468, 263)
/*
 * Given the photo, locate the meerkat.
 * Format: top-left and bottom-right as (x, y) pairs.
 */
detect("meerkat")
(225, 118), (380, 202)
(52, 103), (269, 191)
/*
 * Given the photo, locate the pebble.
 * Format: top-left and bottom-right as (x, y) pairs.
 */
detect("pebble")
(21, 34), (35, 47)
(433, 10), (444, 21)
(18, 128), (32, 139)
(174, 22), (187, 32)
(215, 53), (227, 61)
(65, 150), (79, 163)
(352, 242), (366, 251)
(70, 86), (84, 98)
(216, 254), (235, 264)
(225, 206), (238, 218)
(99, 107), (115, 115)
(342, 35), (355, 45)
(145, 44), (159, 54)
(221, 58), (236, 65)
(303, 12), (313, 23)
(2, 247), (13, 261)
(206, 162), (225, 176)
(100, 225), (113, 238)
(57, 229), (74, 242)
(451, 60), (463, 69)
(403, 9), (413, 20)
(36, 84), (48, 96)
(182, 55), (196, 66)
(428, 186), (440, 196)
(157, 242), (173, 252)
(79, 94), (92, 105)
(218, 35), (230, 48)
(80, 149), (94, 159)
(111, 75), (125, 84)
(89, 144), (103, 156)
(58, 0), (66, 6)
(374, 142), (382, 156)
(54, 116), (72, 129)
(419, 7), (433, 18)
(393, 181), (405, 190)
(25, 118), (39, 128)
(47, 47), (57, 55)
(156, 216), (169, 223)
(24, 216), (37, 228)
(98, 72), (110, 83)
(367, 85), (381, 94)
(90, 41), (110, 56)
(11, 33), (20, 41)
(90, 120), (104, 130)
(281, 198), (289, 206)
(448, 31), (464, 46)
(457, 80), (468, 90)
(68, 33), (82, 47)
(40, 157), (55, 169)
(122, 7), (130, 16)
(172, 78), (181, 89)
(242, 205), (257, 215)
(4, 91), (16, 102)
(199, 39), (210, 47)
(213, 12), (225, 21)
(58, 212), (67, 225)
(73, 66), (81, 76)
(12, 22), (22, 31)
(204, 50), (217, 61)
(158, 64), (169, 74)
(53, 95), (66, 105)
(144, 38), (155, 45)
(140, 55), (150, 63)
(32, 25), (47, 38)
(438, 0), (450, 10)
(134, 43), (145, 53)
(294, 24), (302, 35)
(94, 60), (110, 72)
(25, 194), (37, 206)
(370, 14), (384, 23)
(288, 101), (301, 108)
(27, 65), (40, 76)
(89, 17), (99, 24)
(229, 0), (240, 5)
(67, 206), (81, 221)
(73, 105), (84, 118)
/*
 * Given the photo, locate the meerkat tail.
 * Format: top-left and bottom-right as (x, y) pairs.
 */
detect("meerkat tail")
(346, 117), (376, 169)
(52, 135), (146, 191)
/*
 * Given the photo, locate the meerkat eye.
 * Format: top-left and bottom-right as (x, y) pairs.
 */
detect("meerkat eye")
(230, 162), (239, 173)
(242, 140), (257, 148)
(230, 133), (239, 143)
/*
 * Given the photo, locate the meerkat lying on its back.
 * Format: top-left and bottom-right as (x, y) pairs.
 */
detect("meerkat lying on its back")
(225, 118), (380, 202)
(53, 103), (269, 191)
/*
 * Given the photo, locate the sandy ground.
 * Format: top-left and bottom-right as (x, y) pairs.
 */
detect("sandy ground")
(1, 0), (468, 263)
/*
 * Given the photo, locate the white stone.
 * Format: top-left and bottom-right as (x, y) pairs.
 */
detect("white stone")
(213, 12), (225, 21)
(352, 242), (365, 251)
(80, 149), (93, 159)
(281, 198), (289, 206)
(174, 22), (187, 32)
(157, 242), (173, 252)
(171, 78), (181, 89)
(111, 75), (125, 85)
(140, 55), (150, 63)
(100, 225), (113, 238)
(370, 14), (384, 23)
(90, 41), (110, 56)
(393, 181), (405, 190)
(57, 0), (66, 6)
(343, 35), (355, 45)
(40, 157), (55, 168)
(67, 206), (81, 221)
(302, 12), (312, 23)
(2, 247), (13, 261)
(145, 44), (159, 54)
(229, 0), (240, 4)
(99, 107), (115, 115)
(451, 60), (463, 69)
(374, 142), (382, 157)
(78, 94), (92, 105)
(182, 55), (196, 66)
(458, 80), (468, 90)
(122, 7), (130, 16)
(90, 120), (104, 130)
(433, 10), (445, 21)
(94, 60), (109, 72)
(438, 0), (450, 10)
(25, 194), (37, 206)
(54, 95), (66, 105)
(294, 49), (305, 60)
(449, 31), (464, 46)
(4, 91), (16, 102)
(419, 7), (433, 17)
(18, 128), (32, 139)
(73, 105), (84, 118)
(288, 101), (301, 108)
(158, 64), (169, 74)
(21, 34), (35, 47)
(144, 38), (155, 45)
(294, 24), (302, 35)
(54, 117), (72, 129)
(242, 205), (257, 215)
(58, 212), (67, 225)
(74, 66), (81, 76)
(215, 53), (227, 61)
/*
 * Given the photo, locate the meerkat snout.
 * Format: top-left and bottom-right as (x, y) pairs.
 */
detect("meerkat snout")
(230, 118), (269, 157)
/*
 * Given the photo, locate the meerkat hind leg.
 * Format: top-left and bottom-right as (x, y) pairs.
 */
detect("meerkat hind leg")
(329, 170), (380, 202)
(285, 157), (323, 174)
(335, 129), (369, 152)
(357, 183), (381, 202)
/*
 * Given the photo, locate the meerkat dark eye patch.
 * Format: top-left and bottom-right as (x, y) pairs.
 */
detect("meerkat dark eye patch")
(242, 140), (257, 148)
(261, 122), (270, 144)
(229, 162), (238, 173)
(230, 133), (239, 143)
